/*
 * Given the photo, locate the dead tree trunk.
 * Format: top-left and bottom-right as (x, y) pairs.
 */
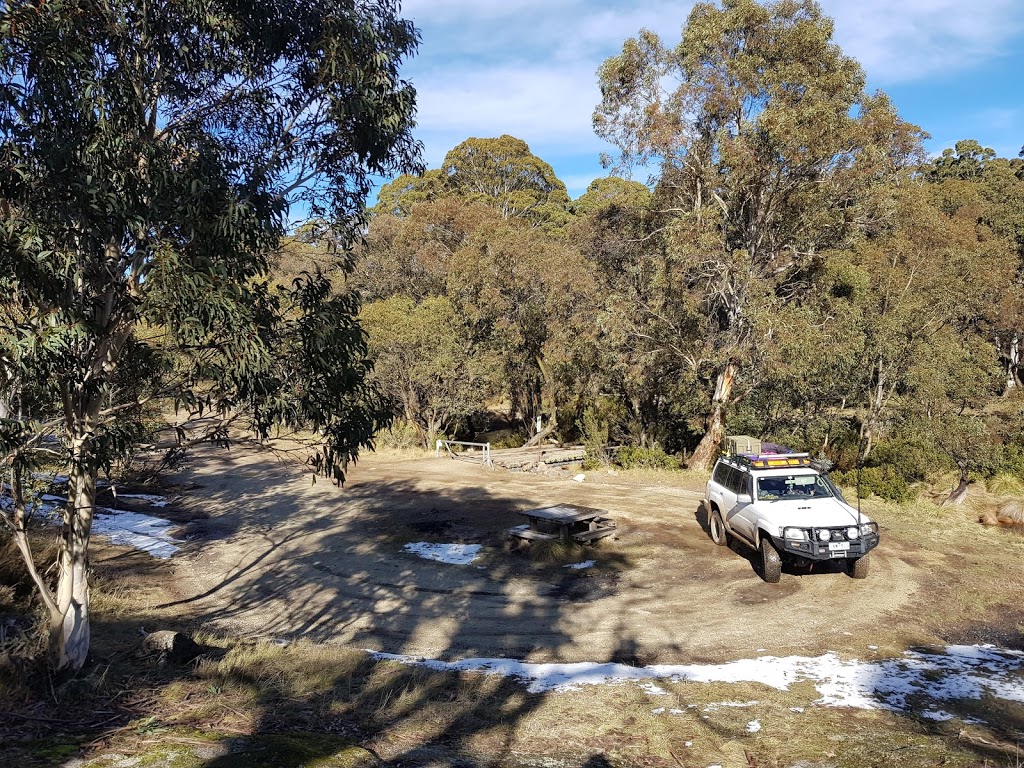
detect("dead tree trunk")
(941, 464), (970, 507)
(689, 362), (736, 472)
(1006, 333), (1020, 393)
(523, 355), (558, 448)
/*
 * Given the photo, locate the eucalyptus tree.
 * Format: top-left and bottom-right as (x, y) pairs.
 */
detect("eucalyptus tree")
(0, 0), (420, 670)
(594, 0), (923, 470)
(361, 295), (500, 448)
(439, 135), (572, 233)
(923, 141), (1024, 393)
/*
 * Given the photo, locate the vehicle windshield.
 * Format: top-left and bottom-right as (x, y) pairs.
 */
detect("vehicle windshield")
(756, 474), (833, 500)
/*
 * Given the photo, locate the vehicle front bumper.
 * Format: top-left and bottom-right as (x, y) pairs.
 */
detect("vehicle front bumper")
(779, 532), (879, 561)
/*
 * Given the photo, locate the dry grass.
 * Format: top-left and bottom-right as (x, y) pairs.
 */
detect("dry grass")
(987, 474), (1024, 497)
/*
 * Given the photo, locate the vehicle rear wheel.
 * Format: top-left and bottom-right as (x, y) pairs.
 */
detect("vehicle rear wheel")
(759, 536), (782, 583)
(709, 509), (730, 546)
(848, 555), (870, 579)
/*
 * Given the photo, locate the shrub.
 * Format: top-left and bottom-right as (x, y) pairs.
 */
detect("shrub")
(578, 407), (610, 470)
(376, 420), (424, 450)
(488, 430), (527, 449)
(615, 444), (678, 471)
(832, 466), (915, 503)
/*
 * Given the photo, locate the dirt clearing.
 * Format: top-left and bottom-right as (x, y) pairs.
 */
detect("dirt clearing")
(157, 442), (978, 664)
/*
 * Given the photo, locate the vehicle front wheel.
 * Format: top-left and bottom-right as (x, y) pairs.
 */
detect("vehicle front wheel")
(848, 555), (870, 579)
(709, 509), (730, 546)
(759, 536), (782, 583)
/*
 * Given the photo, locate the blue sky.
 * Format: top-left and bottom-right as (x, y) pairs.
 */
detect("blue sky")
(395, 0), (1024, 199)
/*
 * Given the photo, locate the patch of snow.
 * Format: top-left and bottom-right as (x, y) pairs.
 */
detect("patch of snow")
(868, 645), (878, 650)
(746, 719), (761, 733)
(366, 644), (1024, 718)
(651, 707), (665, 714)
(921, 710), (955, 721)
(28, 493), (180, 559)
(565, 560), (595, 570)
(571, 473), (586, 483)
(92, 509), (180, 558)
(639, 681), (667, 695)
(789, 707), (804, 713)
(684, 741), (692, 747)
(403, 542), (481, 565)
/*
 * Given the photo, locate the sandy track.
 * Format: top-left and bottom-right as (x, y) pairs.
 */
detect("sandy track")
(164, 443), (924, 663)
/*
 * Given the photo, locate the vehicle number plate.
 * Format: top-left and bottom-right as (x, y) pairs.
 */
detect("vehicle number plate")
(828, 541), (850, 552)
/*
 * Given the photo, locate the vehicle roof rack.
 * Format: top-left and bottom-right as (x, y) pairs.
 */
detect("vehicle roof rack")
(724, 440), (814, 469)
(732, 452), (813, 469)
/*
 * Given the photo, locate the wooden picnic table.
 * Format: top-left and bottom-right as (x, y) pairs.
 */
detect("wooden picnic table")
(508, 503), (617, 545)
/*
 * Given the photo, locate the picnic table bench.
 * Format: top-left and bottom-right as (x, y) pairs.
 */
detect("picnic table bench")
(507, 504), (617, 545)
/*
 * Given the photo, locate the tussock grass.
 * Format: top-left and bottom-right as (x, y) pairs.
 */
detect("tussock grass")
(988, 474), (1024, 497)
(522, 539), (591, 565)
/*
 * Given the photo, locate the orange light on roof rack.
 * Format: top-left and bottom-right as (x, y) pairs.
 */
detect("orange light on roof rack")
(728, 451), (813, 468)
(748, 455), (812, 468)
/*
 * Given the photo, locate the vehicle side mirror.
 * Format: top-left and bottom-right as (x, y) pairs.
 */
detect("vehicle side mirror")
(737, 493), (752, 504)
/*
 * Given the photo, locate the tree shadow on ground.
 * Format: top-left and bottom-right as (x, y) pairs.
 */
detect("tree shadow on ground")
(5, 444), (1024, 766)
(2, 444), (646, 766)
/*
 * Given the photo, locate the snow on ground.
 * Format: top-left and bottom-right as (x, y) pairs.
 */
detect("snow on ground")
(403, 542), (482, 565)
(564, 560), (595, 570)
(367, 645), (1024, 720)
(6, 489), (182, 559)
(91, 509), (180, 558)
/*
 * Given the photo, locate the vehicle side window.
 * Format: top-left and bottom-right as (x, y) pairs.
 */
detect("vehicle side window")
(727, 468), (749, 495)
(712, 463), (730, 486)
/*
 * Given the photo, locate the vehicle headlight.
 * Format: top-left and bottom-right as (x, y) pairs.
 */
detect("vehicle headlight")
(846, 526), (859, 540)
(860, 522), (878, 536)
(783, 527), (806, 541)
(817, 529), (831, 542)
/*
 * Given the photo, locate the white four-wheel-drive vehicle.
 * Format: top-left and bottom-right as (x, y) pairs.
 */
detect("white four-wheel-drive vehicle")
(704, 447), (879, 583)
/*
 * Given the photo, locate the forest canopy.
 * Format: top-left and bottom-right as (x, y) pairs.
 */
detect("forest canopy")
(350, 0), (1024, 500)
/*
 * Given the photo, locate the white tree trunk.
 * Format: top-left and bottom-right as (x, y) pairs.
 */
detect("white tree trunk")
(0, 366), (11, 419)
(50, 436), (97, 670)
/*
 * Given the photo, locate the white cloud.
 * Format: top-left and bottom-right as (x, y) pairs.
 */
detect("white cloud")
(412, 62), (606, 162)
(395, 0), (1024, 184)
(823, 0), (1024, 83)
